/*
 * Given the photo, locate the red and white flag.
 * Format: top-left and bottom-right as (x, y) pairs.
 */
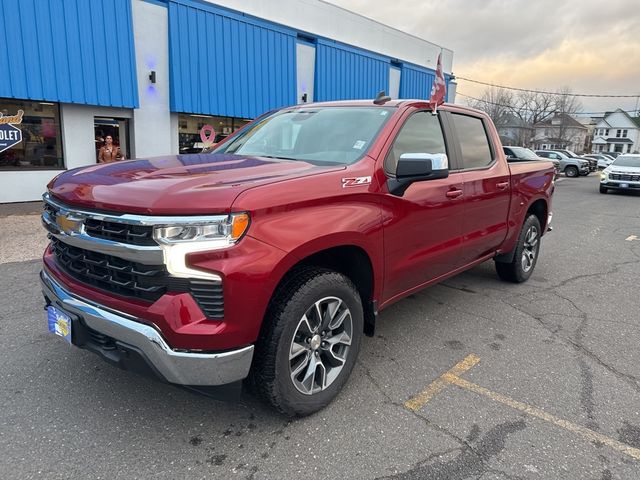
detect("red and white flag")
(429, 51), (446, 112)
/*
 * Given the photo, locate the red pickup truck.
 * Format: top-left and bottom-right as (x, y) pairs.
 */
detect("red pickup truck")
(41, 99), (554, 416)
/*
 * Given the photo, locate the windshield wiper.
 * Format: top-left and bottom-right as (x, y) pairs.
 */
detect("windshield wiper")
(260, 155), (299, 161)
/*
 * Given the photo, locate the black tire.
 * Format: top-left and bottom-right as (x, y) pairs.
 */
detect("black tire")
(495, 214), (542, 283)
(249, 267), (363, 417)
(599, 185), (608, 194)
(565, 166), (578, 177)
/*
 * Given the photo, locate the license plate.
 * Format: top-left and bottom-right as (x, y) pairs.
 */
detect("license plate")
(620, 183), (629, 188)
(47, 305), (72, 344)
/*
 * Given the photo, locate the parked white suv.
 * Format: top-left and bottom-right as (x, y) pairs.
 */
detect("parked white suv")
(600, 154), (640, 194)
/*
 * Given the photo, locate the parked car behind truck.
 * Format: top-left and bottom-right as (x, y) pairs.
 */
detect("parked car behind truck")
(548, 149), (598, 172)
(535, 150), (590, 177)
(41, 99), (554, 416)
(504, 146), (560, 174)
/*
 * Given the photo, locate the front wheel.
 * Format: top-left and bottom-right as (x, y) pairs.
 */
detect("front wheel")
(249, 268), (363, 416)
(565, 166), (579, 177)
(495, 214), (542, 283)
(599, 185), (608, 194)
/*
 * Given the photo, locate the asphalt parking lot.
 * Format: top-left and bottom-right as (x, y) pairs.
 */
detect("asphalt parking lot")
(1, 176), (640, 479)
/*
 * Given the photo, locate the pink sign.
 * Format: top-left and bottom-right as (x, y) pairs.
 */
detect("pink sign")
(200, 124), (216, 144)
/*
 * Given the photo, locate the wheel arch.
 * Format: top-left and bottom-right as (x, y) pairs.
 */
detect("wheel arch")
(496, 198), (548, 263)
(266, 240), (379, 337)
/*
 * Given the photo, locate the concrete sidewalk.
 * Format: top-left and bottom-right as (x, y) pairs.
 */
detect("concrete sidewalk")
(0, 202), (48, 264)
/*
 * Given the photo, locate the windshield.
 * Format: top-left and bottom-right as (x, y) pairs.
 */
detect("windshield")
(564, 150), (580, 158)
(612, 156), (640, 168)
(511, 147), (539, 160)
(214, 107), (393, 165)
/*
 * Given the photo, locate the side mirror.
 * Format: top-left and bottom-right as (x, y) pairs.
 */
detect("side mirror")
(388, 153), (449, 196)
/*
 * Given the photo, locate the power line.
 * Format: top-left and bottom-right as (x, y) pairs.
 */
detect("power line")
(456, 92), (640, 117)
(456, 76), (640, 99)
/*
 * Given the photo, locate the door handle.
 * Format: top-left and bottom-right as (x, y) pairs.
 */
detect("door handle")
(446, 189), (463, 199)
(497, 181), (509, 190)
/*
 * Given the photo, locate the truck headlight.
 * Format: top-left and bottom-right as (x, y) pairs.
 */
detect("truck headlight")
(600, 172), (607, 181)
(153, 213), (249, 280)
(154, 214), (249, 244)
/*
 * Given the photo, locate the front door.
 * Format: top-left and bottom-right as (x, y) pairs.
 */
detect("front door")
(380, 109), (466, 303)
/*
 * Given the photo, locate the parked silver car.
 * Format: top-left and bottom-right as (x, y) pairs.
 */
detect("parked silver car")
(600, 154), (640, 194)
(547, 149), (597, 172)
(535, 150), (590, 177)
(583, 154), (615, 170)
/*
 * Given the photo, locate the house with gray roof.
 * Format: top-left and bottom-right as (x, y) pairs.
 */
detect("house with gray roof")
(532, 114), (588, 153)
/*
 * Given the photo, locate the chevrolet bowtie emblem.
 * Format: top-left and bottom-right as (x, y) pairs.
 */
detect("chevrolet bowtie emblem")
(56, 213), (83, 234)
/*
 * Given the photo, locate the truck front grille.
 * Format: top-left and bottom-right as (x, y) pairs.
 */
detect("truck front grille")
(610, 173), (640, 181)
(50, 237), (224, 318)
(51, 237), (170, 301)
(84, 218), (156, 246)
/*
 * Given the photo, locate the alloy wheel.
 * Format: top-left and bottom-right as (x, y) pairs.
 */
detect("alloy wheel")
(521, 225), (539, 273)
(289, 296), (353, 395)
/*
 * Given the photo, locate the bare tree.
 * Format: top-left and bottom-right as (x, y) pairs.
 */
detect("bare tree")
(552, 86), (583, 150)
(467, 87), (514, 126)
(512, 91), (556, 126)
(468, 85), (584, 149)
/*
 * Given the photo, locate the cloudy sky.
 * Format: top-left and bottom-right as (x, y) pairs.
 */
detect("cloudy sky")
(326, 0), (640, 115)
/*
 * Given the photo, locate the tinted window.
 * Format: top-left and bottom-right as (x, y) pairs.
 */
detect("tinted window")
(503, 147), (514, 157)
(385, 112), (446, 173)
(451, 114), (493, 169)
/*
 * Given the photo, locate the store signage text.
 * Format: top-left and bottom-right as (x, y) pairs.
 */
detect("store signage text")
(0, 110), (24, 154)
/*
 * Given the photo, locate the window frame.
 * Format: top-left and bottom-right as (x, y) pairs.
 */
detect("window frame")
(447, 111), (496, 172)
(382, 108), (454, 177)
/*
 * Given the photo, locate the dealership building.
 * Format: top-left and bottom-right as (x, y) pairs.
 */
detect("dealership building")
(0, 0), (455, 203)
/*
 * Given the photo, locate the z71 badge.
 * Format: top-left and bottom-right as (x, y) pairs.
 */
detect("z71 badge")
(341, 176), (372, 188)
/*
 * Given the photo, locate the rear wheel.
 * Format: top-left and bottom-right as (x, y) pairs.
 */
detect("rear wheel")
(495, 214), (542, 283)
(565, 166), (579, 177)
(249, 267), (363, 417)
(599, 185), (608, 194)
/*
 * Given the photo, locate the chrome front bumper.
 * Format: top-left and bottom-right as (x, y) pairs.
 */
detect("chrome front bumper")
(40, 269), (254, 386)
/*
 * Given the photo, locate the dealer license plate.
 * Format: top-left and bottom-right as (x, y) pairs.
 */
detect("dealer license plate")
(47, 305), (72, 344)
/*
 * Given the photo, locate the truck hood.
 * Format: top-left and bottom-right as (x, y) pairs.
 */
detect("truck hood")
(49, 153), (343, 214)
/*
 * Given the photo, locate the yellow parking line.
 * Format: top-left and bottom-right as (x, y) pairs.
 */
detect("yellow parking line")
(404, 354), (480, 411)
(404, 353), (640, 461)
(447, 375), (640, 461)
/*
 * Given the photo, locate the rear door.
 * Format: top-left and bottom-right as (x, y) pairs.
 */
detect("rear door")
(380, 109), (466, 302)
(447, 112), (511, 265)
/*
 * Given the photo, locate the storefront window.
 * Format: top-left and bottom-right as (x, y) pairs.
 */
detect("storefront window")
(0, 98), (64, 170)
(178, 114), (251, 154)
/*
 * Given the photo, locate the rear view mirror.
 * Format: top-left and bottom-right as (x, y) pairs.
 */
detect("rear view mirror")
(388, 153), (449, 196)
